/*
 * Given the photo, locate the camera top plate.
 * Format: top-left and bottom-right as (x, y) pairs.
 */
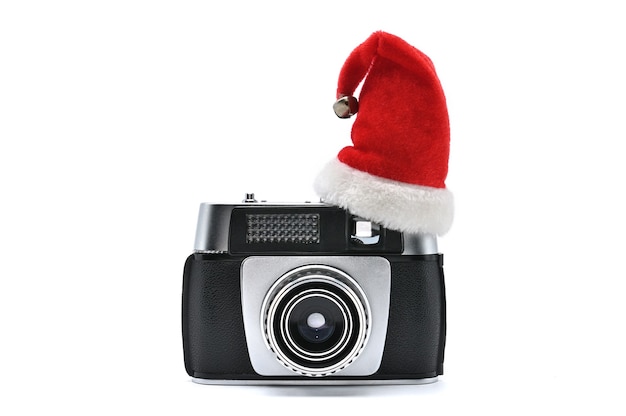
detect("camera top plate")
(193, 195), (438, 255)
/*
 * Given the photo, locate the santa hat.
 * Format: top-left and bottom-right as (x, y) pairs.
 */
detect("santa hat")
(314, 31), (454, 235)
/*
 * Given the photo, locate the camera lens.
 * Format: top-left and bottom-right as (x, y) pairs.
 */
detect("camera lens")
(291, 298), (338, 345)
(306, 312), (325, 330)
(285, 291), (348, 357)
(262, 265), (370, 377)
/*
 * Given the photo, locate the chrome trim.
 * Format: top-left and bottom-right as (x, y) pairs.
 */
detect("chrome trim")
(193, 204), (234, 253)
(403, 233), (438, 255)
(193, 250), (228, 254)
(241, 256), (390, 378)
(263, 266), (371, 376)
(282, 291), (350, 360)
(191, 377), (439, 386)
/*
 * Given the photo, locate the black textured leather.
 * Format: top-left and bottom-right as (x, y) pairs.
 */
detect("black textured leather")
(378, 256), (446, 376)
(182, 255), (255, 376)
(182, 254), (445, 380)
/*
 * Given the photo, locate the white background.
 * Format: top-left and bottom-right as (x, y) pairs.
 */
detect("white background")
(1, 1), (625, 414)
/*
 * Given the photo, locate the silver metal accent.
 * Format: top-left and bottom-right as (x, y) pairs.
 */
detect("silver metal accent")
(194, 249), (228, 255)
(192, 376), (439, 385)
(282, 291), (350, 360)
(333, 95), (359, 118)
(351, 217), (381, 245)
(241, 256), (391, 378)
(193, 204), (234, 253)
(262, 266), (370, 377)
(403, 233), (438, 255)
(355, 221), (373, 238)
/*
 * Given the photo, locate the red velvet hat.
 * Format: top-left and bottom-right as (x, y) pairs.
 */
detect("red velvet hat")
(314, 31), (454, 235)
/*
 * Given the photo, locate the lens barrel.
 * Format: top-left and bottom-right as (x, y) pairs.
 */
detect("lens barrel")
(262, 265), (371, 377)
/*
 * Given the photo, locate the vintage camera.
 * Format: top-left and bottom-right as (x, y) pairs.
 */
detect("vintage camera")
(182, 194), (446, 385)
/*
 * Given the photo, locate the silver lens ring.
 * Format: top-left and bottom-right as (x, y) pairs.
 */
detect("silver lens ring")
(282, 290), (351, 361)
(262, 265), (371, 377)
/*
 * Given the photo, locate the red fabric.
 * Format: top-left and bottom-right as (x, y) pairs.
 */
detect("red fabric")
(336, 31), (450, 189)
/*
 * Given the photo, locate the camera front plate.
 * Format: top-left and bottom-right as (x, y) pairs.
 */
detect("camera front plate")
(241, 256), (391, 378)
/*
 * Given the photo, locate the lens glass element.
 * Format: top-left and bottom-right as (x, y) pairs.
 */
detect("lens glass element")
(307, 312), (325, 329)
(289, 295), (342, 347)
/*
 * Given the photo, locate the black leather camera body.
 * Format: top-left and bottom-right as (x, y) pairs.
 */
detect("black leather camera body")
(182, 195), (446, 385)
